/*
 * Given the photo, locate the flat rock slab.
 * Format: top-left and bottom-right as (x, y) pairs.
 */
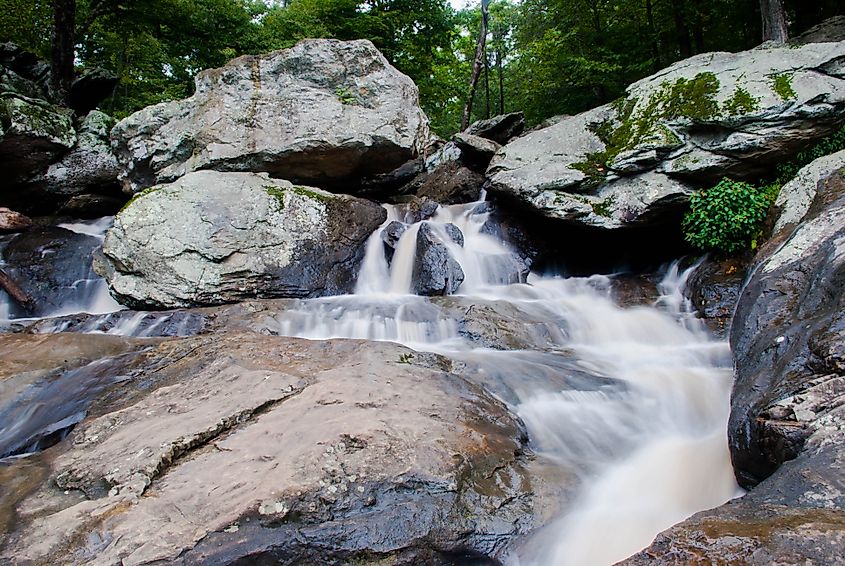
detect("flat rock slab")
(488, 41), (845, 231)
(1, 333), (533, 565)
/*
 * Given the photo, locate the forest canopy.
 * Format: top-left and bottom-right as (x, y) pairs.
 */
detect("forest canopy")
(0, 0), (841, 136)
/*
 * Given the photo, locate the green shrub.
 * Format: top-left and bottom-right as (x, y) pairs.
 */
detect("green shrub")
(682, 178), (770, 254)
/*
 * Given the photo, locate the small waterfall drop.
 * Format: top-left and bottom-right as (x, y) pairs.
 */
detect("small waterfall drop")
(0, 217), (123, 327)
(271, 194), (740, 564)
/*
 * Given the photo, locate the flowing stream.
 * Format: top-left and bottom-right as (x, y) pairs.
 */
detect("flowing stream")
(0, 197), (740, 563)
(269, 195), (741, 564)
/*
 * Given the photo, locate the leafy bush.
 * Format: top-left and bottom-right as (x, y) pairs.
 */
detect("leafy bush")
(773, 125), (845, 182)
(682, 178), (770, 254)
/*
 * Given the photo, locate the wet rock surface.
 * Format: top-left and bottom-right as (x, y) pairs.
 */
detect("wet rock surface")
(685, 256), (749, 338)
(0, 333), (534, 565)
(0, 207), (32, 232)
(2, 226), (101, 318)
(466, 112), (525, 145)
(403, 161), (485, 205)
(111, 39), (430, 194)
(628, 152), (845, 564)
(97, 170), (386, 308)
(413, 222), (465, 296)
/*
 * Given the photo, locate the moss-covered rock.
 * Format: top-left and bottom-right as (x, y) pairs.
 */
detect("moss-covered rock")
(487, 40), (845, 232)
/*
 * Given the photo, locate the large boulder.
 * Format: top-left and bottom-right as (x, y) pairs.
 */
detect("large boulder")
(32, 110), (120, 198)
(488, 41), (845, 230)
(0, 94), (76, 186)
(97, 170), (386, 308)
(623, 151), (845, 564)
(0, 332), (533, 564)
(111, 39), (431, 194)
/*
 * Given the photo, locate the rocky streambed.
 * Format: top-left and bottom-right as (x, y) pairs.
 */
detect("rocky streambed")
(1, 32), (845, 566)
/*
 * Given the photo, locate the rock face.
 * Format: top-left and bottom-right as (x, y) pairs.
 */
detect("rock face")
(97, 170), (386, 308)
(111, 39), (430, 194)
(404, 161), (485, 204)
(413, 222), (465, 296)
(0, 94), (76, 184)
(624, 151), (845, 564)
(0, 333), (533, 565)
(488, 41), (845, 230)
(3, 227), (102, 318)
(32, 110), (120, 199)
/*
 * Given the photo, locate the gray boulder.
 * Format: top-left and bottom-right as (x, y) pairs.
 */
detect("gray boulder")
(111, 39), (430, 194)
(412, 222), (465, 296)
(0, 94), (76, 185)
(453, 132), (501, 167)
(97, 170), (386, 308)
(623, 152), (845, 565)
(467, 111), (525, 145)
(405, 160), (484, 204)
(488, 41), (845, 230)
(33, 110), (120, 197)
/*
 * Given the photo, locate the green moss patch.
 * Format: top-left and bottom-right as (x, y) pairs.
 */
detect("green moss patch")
(723, 87), (760, 116)
(571, 73), (720, 188)
(771, 73), (796, 101)
(119, 185), (163, 214)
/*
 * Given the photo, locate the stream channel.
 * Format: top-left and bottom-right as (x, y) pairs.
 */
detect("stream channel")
(0, 195), (741, 564)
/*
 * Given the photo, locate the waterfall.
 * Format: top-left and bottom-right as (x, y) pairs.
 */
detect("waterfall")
(271, 195), (740, 564)
(1, 198), (740, 564)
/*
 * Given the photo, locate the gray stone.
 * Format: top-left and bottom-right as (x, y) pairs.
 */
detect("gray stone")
(453, 132), (501, 166)
(412, 223), (465, 296)
(424, 140), (463, 171)
(0, 333), (533, 565)
(33, 110), (120, 197)
(0, 94), (76, 185)
(405, 161), (484, 205)
(793, 15), (845, 44)
(773, 149), (845, 233)
(380, 220), (406, 264)
(488, 41), (845, 231)
(466, 111), (525, 145)
(97, 170), (386, 308)
(111, 39), (430, 194)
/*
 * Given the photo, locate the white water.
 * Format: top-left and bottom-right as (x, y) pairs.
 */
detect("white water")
(0, 217), (122, 327)
(1, 200), (740, 563)
(271, 195), (741, 564)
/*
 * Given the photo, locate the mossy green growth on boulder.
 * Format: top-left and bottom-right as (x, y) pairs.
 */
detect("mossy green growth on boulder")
(723, 87), (760, 116)
(771, 73), (797, 101)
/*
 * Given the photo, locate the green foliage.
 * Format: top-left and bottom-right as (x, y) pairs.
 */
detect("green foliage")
(723, 87), (759, 116)
(682, 178), (770, 254)
(264, 185), (288, 210)
(771, 73), (796, 101)
(335, 87), (357, 105)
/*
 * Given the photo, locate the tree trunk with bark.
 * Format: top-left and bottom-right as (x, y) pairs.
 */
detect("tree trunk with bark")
(671, 0), (692, 58)
(760, 0), (788, 43)
(51, 0), (76, 104)
(461, 0), (490, 131)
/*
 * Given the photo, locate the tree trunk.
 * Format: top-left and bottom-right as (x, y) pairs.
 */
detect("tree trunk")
(496, 44), (505, 115)
(645, 0), (661, 71)
(483, 45), (491, 119)
(51, 0), (76, 104)
(0, 269), (33, 310)
(461, 0), (490, 131)
(671, 0), (692, 58)
(691, 0), (705, 53)
(760, 0), (788, 43)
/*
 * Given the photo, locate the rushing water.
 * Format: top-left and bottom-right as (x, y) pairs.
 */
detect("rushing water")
(270, 195), (741, 564)
(0, 199), (740, 563)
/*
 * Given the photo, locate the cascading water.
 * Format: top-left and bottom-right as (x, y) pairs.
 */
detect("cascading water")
(270, 195), (741, 564)
(1, 199), (739, 563)
(0, 217), (122, 328)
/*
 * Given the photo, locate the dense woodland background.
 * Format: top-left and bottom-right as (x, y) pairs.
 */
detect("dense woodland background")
(1, 0), (842, 137)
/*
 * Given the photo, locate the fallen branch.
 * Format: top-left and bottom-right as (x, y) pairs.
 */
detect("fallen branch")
(0, 268), (34, 310)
